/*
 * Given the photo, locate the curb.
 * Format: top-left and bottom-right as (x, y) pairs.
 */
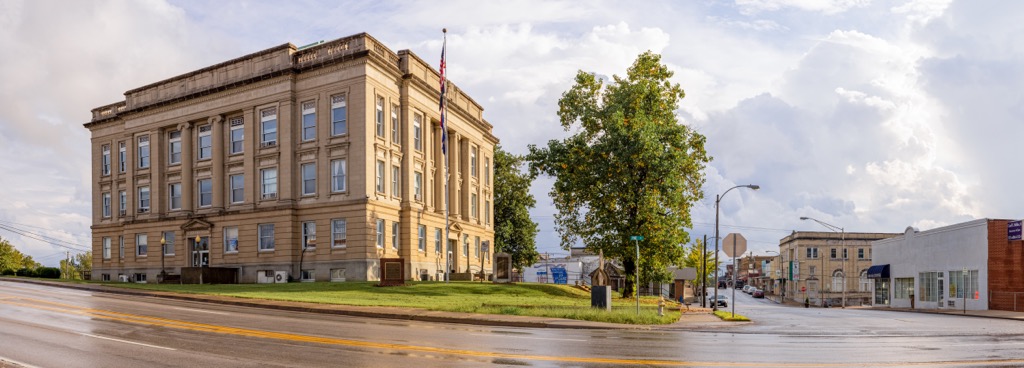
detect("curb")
(0, 278), (679, 330)
(860, 305), (1024, 322)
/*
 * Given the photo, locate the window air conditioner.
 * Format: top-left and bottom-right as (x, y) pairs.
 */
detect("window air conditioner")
(118, 275), (129, 282)
(262, 193), (277, 200)
(274, 271), (288, 283)
(261, 141), (277, 148)
(414, 194), (422, 201)
(137, 208), (149, 214)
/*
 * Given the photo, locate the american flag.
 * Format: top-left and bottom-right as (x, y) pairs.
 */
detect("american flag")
(439, 31), (448, 155)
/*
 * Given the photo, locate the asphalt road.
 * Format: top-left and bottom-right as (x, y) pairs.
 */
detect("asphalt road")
(2, 281), (1024, 367)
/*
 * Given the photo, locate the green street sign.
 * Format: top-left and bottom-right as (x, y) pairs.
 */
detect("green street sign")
(629, 235), (644, 241)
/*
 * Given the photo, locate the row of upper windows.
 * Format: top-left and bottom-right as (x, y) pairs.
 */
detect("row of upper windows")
(99, 160), (348, 218)
(371, 219), (491, 259)
(370, 159), (491, 224)
(801, 247), (871, 259)
(373, 96), (426, 151)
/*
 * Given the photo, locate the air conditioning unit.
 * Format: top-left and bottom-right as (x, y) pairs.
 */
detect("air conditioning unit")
(118, 275), (129, 282)
(274, 271), (288, 283)
(261, 141), (277, 148)
(257, 270), (276, 284)
(137, 208), (150, 214)
(262, 193), (277, 200)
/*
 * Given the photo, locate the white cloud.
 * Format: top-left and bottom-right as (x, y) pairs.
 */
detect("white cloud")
(735, 0), (870, 15)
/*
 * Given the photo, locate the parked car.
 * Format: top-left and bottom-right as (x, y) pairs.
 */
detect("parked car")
(753, 289), (765, 298)
(712, 294), (729, 307)
(742, 285), (753, 294)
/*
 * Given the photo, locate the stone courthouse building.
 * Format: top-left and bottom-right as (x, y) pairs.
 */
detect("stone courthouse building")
(85, 33), (497, 283)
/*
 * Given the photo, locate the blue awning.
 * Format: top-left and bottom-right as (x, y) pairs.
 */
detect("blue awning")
(867, 264), (890, 279)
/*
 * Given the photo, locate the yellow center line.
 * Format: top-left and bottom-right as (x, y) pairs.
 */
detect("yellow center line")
(0, 296), (1022, 367)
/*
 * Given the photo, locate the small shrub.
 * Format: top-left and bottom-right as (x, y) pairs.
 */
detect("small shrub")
(36, 267), (62, 279)
(15, 268), (36, 277)
(0, 269), (15, 276)
(713, 310), (750, 322)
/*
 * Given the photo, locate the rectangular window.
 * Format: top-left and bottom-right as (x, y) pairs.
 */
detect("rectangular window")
(918, 272), (938, 302)
(418, 225), (426, 251)
(805, 247), (818, 259)
(198, 178), (212, 207)
(392, 222), (400, 250)
(485, 200), (491, 225)
(300, 270), (314, 281)
(302, 221), (316, 249)
(858, 248), (865, 259)
(831, 248), (837, 259)
(169, 183), (181, 210)
(102, 237), (111, 260)
(375, 160), (385, 193)
(391, 165), (400, 197)
(118, 141), (127, 173)
(137, 135), (150, 168)
(434, 228), (442, 254)
(198, 125), (212, 160)
(331, 94), (347, 136)
(119, 190), (127, 216)
(119, 236), (124, 259)
(261, 107), (278, 145)
(463, 235), (469, 256)
(162, 231), (175, 255)
(413, 113), (422, 151)
(485, 157), (490, 185)
(168, 131), (181, 164)
(258, 224), (275, 251)
(331, 159), (347, 192)
(895, 277), (915, 299)
(118, 190), (126, 216)
(101, 144), (111, 175)
(102, 192), (111, 218)
(475, 236), (480, 258)
(137, 186), (150, 213)
(301, 101), (316, 141)
(331, 219), (347, 248)
(134, 273), (147, 283)
(949, 270), (979, 299)
(470, 146), (478, 177)
(301, 163), (316, 196)
(391, 104), (400, 144)
(230, 174), (244, 204)
(224, 227), (238, 253)
(375, 97), (385, 137)
(471, 193), (478, 218)
(376, 219), (385, 248)
(136, 234), (148, 256)
(230, 117), (244, 154)
(842, 248), (848, 259)
(414, 171), (422, 200)
(261, 168), (278, 199)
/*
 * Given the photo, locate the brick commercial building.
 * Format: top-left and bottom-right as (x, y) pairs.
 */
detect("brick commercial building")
(85, 33), (497, 283)
(871, 219), (1024, 312)
(777, 231), (900, 306)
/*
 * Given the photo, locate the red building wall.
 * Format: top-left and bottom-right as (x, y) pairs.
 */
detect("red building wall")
(987, 220), (1024, 311)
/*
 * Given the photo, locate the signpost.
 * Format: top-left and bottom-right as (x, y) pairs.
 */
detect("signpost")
(1009, 220), (1022, 241)
(630, 235), (643, 315)
(722, 233), (746, 318)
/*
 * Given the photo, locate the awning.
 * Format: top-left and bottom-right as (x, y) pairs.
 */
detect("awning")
(867, 264), (890, 279)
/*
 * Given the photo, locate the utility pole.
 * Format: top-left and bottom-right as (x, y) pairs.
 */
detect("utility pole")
(702, 234), (707, 308)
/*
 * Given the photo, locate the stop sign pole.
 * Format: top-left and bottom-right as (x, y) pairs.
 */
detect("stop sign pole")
(723, 233), (747, 318)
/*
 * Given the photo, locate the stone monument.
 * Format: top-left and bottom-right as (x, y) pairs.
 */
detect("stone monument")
(493, 253), (513, 283)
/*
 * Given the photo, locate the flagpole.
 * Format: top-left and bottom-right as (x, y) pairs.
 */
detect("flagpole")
(441, 28), (450, 284)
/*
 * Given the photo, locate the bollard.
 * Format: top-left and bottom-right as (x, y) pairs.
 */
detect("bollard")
(658, 297), (665, 317)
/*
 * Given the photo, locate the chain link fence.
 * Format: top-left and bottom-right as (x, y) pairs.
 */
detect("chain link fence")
(990, 291), (1024, 312)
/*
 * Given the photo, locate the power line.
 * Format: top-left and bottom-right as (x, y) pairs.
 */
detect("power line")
(0, 223), (89, 252)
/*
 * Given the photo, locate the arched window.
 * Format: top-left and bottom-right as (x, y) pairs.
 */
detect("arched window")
(832, 270), (845, 292)
(859, 269), (870, 292)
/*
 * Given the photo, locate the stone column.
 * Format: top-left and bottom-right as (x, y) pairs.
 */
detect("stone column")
(278, 101), (295, 203)
(242, 108), (255, 206)
(210, 115), (225, 211)
(180, 122), (194, 214)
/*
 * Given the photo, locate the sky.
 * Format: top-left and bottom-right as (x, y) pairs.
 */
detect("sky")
(1, 0), (1021, 267)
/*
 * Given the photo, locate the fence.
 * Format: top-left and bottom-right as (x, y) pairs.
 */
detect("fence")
(989, 291), (1024, 312)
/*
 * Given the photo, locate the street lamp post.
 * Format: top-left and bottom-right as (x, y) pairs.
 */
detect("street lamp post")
(713, 184), (760, 311)
(800, 216), (846, 308)
(160, 236), (166, 283)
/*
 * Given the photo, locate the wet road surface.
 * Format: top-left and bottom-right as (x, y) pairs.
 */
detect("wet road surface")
(2, 281), (1024, 367)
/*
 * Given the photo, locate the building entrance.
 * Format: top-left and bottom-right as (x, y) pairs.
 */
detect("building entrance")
(191, 236), (209, 267)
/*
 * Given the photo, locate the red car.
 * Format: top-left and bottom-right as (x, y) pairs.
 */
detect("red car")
(752, 289), (765, 298)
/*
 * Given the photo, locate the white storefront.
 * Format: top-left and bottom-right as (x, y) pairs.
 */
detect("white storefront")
(872, 219), (989, 310)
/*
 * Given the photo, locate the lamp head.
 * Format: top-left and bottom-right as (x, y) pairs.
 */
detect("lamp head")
(195, 235), (201, 243)
(799, 216), (810, 220)
(747, 184), (760, 190)
(160, 236), (165, 245)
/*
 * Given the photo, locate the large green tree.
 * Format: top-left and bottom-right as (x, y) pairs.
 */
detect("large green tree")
(528, 51), (710, 297)
(681, 239), (716, 299)
(0, 236), (38, 274)
(493, 145), (540, 270)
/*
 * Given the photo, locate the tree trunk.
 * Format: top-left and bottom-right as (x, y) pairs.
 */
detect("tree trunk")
(622, 256), (636, 298)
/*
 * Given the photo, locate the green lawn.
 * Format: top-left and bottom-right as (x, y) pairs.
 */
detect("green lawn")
(713, 310), (750, 321)
(103, 281), (680, 325)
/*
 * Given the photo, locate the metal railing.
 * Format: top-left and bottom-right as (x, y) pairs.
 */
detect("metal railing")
(990, 291), (1024, 312)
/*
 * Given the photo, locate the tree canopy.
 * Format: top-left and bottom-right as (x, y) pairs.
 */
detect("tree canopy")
(493, 145), (540, 270)
(0, 236), (40, 274)
(528, 51), (710, 297)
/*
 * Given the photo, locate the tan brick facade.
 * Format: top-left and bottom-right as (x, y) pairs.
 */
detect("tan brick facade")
(777, 231), (900, 306)
(986, 220), (1024, 310)
(85, 33), (497, 283)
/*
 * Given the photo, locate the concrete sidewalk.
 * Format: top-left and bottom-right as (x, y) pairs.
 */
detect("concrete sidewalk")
(1, 278), (729, 330)
(864, 305), (1024, 321)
